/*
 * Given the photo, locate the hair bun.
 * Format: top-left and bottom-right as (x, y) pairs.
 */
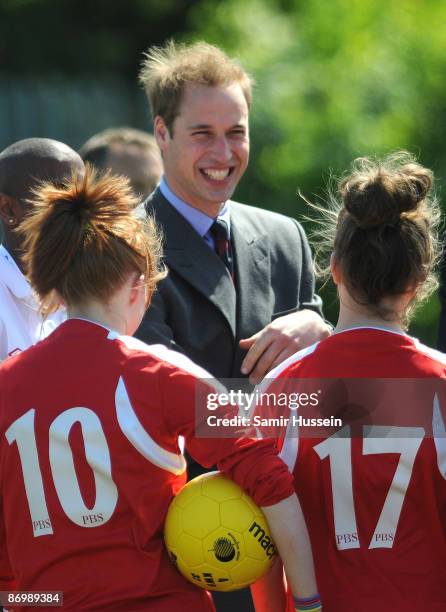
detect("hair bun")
(340, 153), (433, 229)
(399, 163), (433, 203)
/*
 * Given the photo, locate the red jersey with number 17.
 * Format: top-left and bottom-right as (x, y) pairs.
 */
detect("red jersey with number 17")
(261, 328), (446, 612)
(0, 319), (294, 611)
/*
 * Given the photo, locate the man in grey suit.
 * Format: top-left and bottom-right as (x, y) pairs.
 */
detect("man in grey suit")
(136, 41), (329, 612)
(136, 41), (329, 384)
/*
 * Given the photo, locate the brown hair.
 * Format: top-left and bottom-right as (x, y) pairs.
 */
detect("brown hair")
(139, 40), (253, 133)
(20, 165), (165, 314)
(313, 151), (440, 323)
(78, 127), (162, 196)
(79, 127), (160, 164)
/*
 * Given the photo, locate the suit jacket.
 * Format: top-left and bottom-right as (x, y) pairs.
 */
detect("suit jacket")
(135, 188), (323, 379)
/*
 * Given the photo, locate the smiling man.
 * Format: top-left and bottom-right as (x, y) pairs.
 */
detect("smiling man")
(136, 40), (328, 612)
(136, 41), (329, 384)
(154, 80), (249, 218)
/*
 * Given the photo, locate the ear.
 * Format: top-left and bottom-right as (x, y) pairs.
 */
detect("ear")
(154, 116), (171, 153)
(0, 194), (23, 228)
(403, 284), (418, 305)
(128, 280), (139, 306)
(128, 273), (145, 305)
(330, 253), (341, 285)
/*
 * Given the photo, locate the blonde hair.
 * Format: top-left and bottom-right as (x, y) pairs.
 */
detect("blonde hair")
(312, 151), (440, 324)
(139, 40), (253, 132)
(20, 165), (165, 314)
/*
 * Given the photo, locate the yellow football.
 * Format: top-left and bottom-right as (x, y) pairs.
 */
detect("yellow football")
(164, 471), (277, 591)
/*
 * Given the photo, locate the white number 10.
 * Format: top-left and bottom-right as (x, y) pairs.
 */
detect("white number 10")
(6, 408), (118, 537)
(314, 426), (424, 550)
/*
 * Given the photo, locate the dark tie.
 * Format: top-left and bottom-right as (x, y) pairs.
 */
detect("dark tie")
(210, 218), (234, 280)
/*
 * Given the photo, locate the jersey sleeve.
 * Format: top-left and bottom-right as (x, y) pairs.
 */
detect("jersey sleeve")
(159, 365), (294, 507)
(0, 369), (15, 590)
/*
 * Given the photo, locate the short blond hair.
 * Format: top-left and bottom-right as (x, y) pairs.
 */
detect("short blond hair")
(139, 41), (253, 132)
(79, 127), (160, 161)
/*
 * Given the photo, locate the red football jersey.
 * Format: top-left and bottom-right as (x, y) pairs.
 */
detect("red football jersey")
(260, 328), (446, 612)
(0, 319), (294, 611)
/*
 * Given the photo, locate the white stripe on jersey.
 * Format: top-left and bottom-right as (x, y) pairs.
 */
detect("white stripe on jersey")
(115, 376), (187, 476)
(412, 338), (446, 366)
(109, 332), (226, 393)
(412, 341), (446, 479)
(433, 394), (446, 481)
(254, 343), (319, 470)
(252, 341), (320, 419)
(261, 341), (320, 388)
(280, 432), (299, 473)
(110, 333), (226, 474)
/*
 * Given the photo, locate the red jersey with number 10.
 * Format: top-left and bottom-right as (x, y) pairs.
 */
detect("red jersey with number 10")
(0, 319), (294, 611)
(262, 328), (446, 612)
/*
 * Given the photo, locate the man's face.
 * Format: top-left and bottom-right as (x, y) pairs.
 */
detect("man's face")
(155, 82), (250, 216)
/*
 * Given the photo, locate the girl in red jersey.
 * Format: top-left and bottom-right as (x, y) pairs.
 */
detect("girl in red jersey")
(252, 152), (446, 612)
(0, 169), (319, 611)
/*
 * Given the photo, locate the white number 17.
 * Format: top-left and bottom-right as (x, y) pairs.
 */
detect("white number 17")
(314, 426), (424, 550)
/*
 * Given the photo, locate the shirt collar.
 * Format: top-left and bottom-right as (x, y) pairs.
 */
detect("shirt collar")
(160, 176), (231, 238)
(0, 244), (33, 299)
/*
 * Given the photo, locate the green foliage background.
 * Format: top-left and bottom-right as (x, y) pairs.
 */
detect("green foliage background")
(1, 0), (445, 344)
(185, 0), (446, 343)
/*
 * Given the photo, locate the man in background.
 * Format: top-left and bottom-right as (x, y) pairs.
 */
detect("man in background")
(0, 137), (84, 360)
(136, 41), (330, 384)
(79, 126), (163, 199)
(136, 40), (330, 612)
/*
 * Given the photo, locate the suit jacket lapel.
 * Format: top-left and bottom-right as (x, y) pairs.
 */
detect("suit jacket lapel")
(146, 189), (237, 336)
(231, 203), (272, 340)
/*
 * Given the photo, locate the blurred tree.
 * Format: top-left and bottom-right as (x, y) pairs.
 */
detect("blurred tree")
(1, 0), (444, 343)
(0, 0), (196, 77)
(186, 0), (446, 344)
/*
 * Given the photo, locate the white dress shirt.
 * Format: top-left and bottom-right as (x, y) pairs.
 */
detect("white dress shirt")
(0, 245), (65, 360)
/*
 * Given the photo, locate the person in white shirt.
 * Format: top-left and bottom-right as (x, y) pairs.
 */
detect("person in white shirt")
(0, 138), (85, 360)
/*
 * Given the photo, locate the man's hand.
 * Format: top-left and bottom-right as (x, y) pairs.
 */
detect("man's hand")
(239, 310), (331, 384)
